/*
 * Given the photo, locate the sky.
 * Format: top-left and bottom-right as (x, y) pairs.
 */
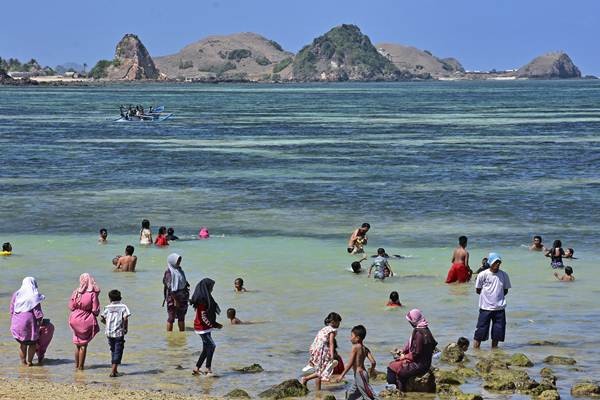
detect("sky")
(1, 0), (599, 75)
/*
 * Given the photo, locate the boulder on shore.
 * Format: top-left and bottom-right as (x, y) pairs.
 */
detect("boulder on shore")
(483, 369), (539, 392)
(258, 379), (309, 399)
(538, 389), (561, 400)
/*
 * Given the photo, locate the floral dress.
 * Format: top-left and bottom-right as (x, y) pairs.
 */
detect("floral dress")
(308, 325), (336, 380)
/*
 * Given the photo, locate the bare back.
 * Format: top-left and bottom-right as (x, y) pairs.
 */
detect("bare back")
(117, 255), (137, 272)
(452, 246), (469, 267)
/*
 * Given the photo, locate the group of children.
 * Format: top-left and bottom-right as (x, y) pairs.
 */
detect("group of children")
(529, 236), (576, 281)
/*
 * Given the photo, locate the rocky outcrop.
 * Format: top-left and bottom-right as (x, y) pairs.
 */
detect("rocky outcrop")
(405, 370), (436, 393)
(233, 363), (264, 373)
(258, 379), (309, 399)
(154, 32), (293, 81)
(510, 353), (534, 367)
(226, 389), (251, 398)
(292, 24), (413, 82)
(441, 342), (466, 363)
(0, 68), (38, 85)
(376, 43), (463, 78)
(571, 382), (600, 397)
(544, 355), (576, 365)
(106, 34), (159, 80)
(516, 52), (581, 79)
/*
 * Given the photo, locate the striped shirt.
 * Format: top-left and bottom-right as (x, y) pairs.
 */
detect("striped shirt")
(102, 302), (131, 338)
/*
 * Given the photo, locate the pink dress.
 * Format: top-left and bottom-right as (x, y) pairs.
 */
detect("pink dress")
(308, 326), (336, 380)
(9, 293), (43, 343)
(68, 292), (100, 345)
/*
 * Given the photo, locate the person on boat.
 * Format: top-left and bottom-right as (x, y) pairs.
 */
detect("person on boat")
(387, 309), (437, 392)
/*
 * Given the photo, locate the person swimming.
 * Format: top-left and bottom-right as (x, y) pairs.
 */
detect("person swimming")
(545, 240), (565, 269)
(1, 242), (12, 256)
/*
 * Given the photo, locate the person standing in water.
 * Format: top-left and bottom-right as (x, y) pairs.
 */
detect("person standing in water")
(473, 253), (511, 349)
(545, 240), (565, 269)
(115, 245), (137, 272)
(190, 278), (222, 376)
(529, 235), (545, 251)
(10, 277), (45, 366)
(139, 219), (153, 245)
(68, 273), (101, 370)
(348, 223), (370, 254)
(163, 253), (190, 332)
(98, 228), (108, 244)
(446, 236), (472, 283)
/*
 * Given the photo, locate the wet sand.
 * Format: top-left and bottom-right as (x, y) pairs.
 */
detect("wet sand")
(0, 377), (216, 400)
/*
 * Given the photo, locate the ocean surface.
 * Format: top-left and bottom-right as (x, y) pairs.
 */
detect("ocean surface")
(0, 81), (599, 399)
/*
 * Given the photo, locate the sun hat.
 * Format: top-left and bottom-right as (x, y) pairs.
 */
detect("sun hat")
(487, 252), (502, 266)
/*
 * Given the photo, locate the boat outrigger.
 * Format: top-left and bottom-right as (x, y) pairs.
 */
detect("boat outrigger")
(115, 105), (172, 122)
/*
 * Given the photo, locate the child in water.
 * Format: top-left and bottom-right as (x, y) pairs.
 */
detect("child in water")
(100, 290), (131, 377)
(335, 325), (377, 400)
(474, 257), (489, 274)
(234, 278), (247, 292)
(545, 240), (565, 269)
(301, 312), (342, 390)
(155, 226), (169, 246)
(198, 227), (210, 239)
(368, 248), (394, 280)
(386, 291), (402, 307)
(564, 248), (576, 259)
(1, 242), (12, 256)
(350, 255), (368, 274)
(139, 219), (152, 245)
(554, 266), (575, 281)
(227, 308), (242, 325)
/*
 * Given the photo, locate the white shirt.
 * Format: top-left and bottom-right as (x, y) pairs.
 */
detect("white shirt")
(102, 302), (131, 338)
(475, 269), (511, 311)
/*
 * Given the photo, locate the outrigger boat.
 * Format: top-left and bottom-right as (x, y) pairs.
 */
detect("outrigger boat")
(115, 105), (172, 122)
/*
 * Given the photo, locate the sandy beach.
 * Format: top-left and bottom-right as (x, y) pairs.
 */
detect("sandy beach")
(0, 377), (214, 400)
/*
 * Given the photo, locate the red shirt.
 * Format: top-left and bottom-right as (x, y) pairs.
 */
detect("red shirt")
(194, 303), (214, 332)
(445, 263), (471, 283)
(155, 235), (169, 246)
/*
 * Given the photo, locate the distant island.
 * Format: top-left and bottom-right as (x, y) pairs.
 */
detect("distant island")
(1, 24), (595, 85)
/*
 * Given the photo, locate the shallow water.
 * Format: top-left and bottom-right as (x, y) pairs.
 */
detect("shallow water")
(1, 81), (599, 398)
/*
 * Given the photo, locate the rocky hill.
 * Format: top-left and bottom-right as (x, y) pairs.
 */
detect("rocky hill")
(104, 34), (160, 80)
(291, 24), (413, 81)
(516, 52), (581, 79)
(154, 32), (293, 81)
(375, 43), (464, 78)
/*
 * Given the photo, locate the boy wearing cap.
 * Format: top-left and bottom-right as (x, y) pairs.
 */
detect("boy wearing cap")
(473, 253), (511, 349)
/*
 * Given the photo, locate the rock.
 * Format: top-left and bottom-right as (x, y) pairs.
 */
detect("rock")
(516, 52), (581, 79)
(538, 389), (561, 400)
(483, 369), (539, 392)
(226, 389), (251, 398)
(292, 24), (414, 82)
(258, 379), (309, 399)
(544, 356), (576, 365)
(456, 393), (483, 400)
(375, 43), (461, 79)
(441, 343), (466, 363)
(528, 340), (558, 346)
(435, 370), (463, 385)
(322, 395), (336, 400)
(106, 34), (160, 80)
(0, 68), (38, 85)
(540, 367), (557, 386)
(378, 388), (404, 399)
(510, 353), (534, 367)
(454, 367), (478, 379)
(405, 370), (436, 393)
(371, 370), (388, 382)
(476, 358), (509, 374)
(234, 363), (264, 373)
(571, 382), (600, 397)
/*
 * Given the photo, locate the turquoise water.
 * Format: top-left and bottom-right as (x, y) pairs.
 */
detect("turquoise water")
(1, 81), (599, 398)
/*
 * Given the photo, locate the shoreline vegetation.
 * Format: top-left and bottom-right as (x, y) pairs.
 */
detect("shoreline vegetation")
(1, 24), (596, 86)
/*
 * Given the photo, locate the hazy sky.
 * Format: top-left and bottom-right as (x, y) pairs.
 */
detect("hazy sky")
(2, 0), (599, 75)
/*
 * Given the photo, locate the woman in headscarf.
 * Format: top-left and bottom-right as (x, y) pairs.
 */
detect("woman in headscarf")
(68, 273), (100, 370)
(190, 278), (222, 376)
(10, 277), (45, 365)
(163, 253), (190, 332)
(387, 309), (437, 392)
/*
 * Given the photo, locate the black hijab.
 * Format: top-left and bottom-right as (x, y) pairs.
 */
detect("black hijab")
(190, 278), (220, 322)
